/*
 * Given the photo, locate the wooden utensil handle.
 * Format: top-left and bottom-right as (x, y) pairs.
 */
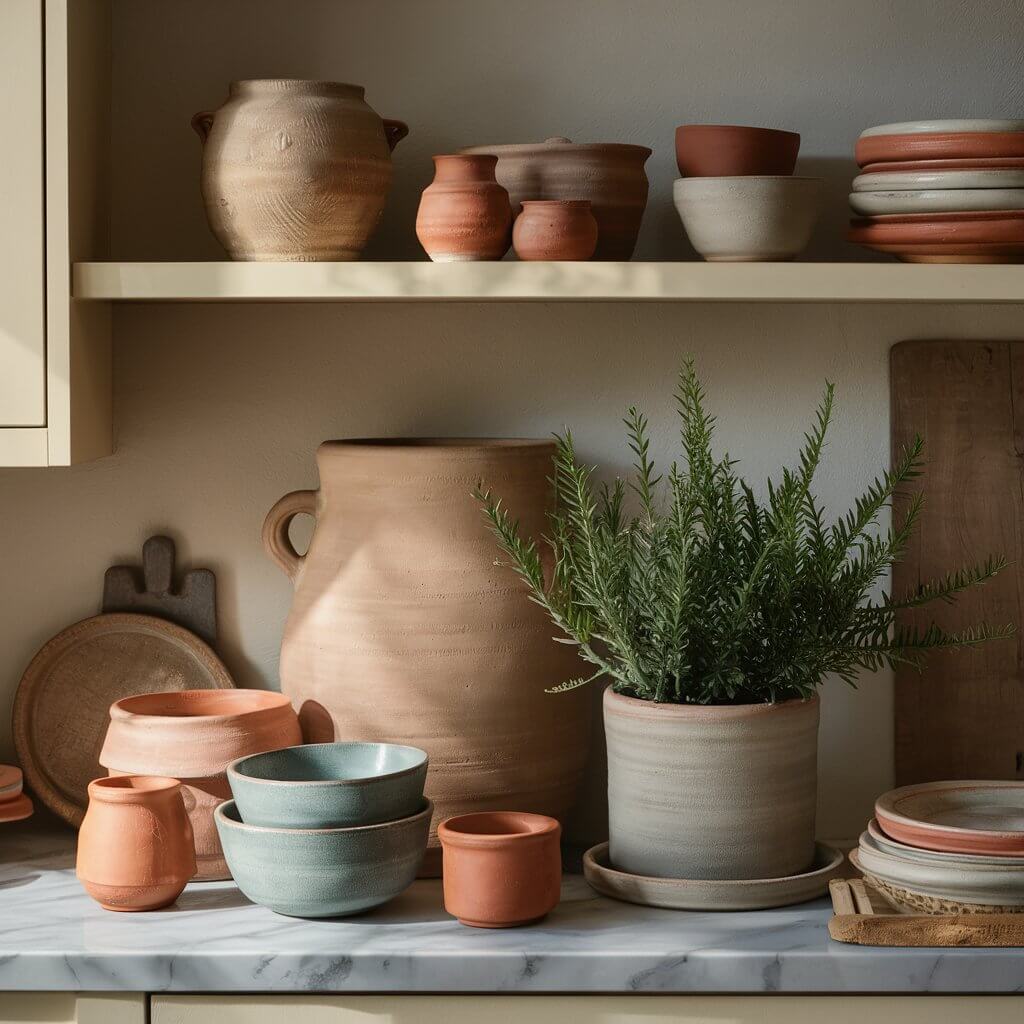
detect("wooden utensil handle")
(262, 489), (318, 581)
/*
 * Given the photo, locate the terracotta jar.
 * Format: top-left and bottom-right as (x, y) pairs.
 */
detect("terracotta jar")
(460, 138), (651, 259)
(513, 200), (598, 260)
(416, 155), (512, 261)
(76, 776), (196, 912)
(438, 812), (562, 927)
(263, 439), (590, 876)
(675, 124), (800, 177)
(192, 80), (408, 260)
(604, 689), (819, 881)
(99, 690), (302, 880)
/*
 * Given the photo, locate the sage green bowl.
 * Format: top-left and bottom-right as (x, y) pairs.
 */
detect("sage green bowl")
(227, 741), (428, 829)
(215, 798), (432, 918)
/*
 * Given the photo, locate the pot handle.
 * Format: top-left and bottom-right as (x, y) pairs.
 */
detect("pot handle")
(383, 118), (409, 151)
(262, 489), (318, 581)
(191, 110), (215, 144)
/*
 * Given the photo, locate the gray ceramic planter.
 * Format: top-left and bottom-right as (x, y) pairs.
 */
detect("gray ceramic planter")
(603, 689), (819, 881)
(227, 742), (427, 829)
(215, 798), (431, 918)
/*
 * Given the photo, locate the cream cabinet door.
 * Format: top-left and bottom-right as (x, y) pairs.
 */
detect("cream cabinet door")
(151, 994), (1024, 1024)
(0, 0), (46, 428)
(0, 993), (144, 1024)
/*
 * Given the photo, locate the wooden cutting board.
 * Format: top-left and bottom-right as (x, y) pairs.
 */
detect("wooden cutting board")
(891, 340), (1024, 784)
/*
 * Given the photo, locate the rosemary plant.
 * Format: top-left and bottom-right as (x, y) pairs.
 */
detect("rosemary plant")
(476, 360), (1012, 705)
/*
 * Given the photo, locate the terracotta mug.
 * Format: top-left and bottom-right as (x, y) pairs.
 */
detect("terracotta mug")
(512, 200), (598, 261)
(438, 811), (561, 927)
(76, 776), (196, 912)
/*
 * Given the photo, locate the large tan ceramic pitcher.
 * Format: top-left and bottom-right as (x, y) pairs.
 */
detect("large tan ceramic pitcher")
(263, 439), (589, 875)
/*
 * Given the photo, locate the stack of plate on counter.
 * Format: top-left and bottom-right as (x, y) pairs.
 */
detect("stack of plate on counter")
(848, 118), (1024, 262)
(851, 780), (1024, 914)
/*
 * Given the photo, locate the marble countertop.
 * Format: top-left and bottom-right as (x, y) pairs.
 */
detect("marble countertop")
(2, 824), (1024, 994)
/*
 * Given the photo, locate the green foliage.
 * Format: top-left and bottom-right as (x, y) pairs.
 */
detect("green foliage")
(475, 359), (1013, 705)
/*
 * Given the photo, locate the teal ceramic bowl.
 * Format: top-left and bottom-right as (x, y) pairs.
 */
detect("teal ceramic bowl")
(227, 742), (428, 829)
(215, 797), (432, 918)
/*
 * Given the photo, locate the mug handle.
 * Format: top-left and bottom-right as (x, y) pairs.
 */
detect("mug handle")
(262, 489), (318, 581)
(383, 118), (409, 151)
(191, 110), (215, 143)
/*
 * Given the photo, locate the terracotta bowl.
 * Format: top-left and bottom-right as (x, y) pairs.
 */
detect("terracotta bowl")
(100, 689), (302, 880)
(675, 124), (800, 177)
(856, 131), (1024, 169)
(438, 811), (561, 928)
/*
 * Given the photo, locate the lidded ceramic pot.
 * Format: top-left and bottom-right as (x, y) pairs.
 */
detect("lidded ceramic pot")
(512, 200), (598, 260)
(438, 812), (562, 927)
(263, 439), (590, 877)
(460, 137), (651, 259)
(416, 154), (512, 261)
(76, 776), (196, 912)
(100, 689), (302, 880)
(192, 80), (408, 260)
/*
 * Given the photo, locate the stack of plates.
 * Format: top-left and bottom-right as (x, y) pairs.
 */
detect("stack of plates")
(852, 781), (1024, 913)
(848, 119), (1024, 262)
(0, 765), (33, 823)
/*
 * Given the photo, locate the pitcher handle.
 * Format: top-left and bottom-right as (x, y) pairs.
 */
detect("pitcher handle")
(262, 489), (318, 581)
(191, 110), (215, 143)
(383, 118), (409, 151)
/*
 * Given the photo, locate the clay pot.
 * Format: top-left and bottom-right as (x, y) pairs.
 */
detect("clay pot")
(460, 138), (651, 259)
(603, 689), (819, 881)
(99, 689), (302, 880)
(512, 200), (598, 261)
(192, 80), (408, 260)
(438, 812), (561, 927)
(263, 439), (590, 877)
(416, 155), (512, 261)
(76, 776), (196, 912)
(675, 124), (800, 177)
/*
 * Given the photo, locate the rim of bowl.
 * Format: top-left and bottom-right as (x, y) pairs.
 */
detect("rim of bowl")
(109, 688), (292, 722)
(675, 123), (800, 138)
(438, 811), (560, 845)
(228, 742), (428, 787)
(89, 775), (181, 796)
(673, 175), (823, 185)
(461, 141), (653, 158)
(317, 438), (554, 455)
(216, 796), (433, 835)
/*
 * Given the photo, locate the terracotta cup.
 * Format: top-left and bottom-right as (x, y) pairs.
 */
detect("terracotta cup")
(512, 200), (598, 261)
(438, 811), (562, 927)
(76, 776), (196, 912)
(416, 154), (512, 262)
(99, 689), (302, 880)
(675, 124), (800, 177)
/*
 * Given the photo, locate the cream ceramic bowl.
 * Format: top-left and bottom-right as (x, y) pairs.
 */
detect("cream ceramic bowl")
(853, 169), (1024, 192)
(673, 176), (823, 261)
(849, 188), (1024, 216)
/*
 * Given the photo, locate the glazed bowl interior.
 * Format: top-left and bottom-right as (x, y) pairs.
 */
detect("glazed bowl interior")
(232, 742), (426, 783)
(112, 689), (290, 719)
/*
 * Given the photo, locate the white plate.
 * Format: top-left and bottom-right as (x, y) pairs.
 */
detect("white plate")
(849, 188), (1024, 216)
(856, 833), (1024, 905)
(861, 119), (1024, 138)
(853, 169), (1024, 192)
(867, 818), (1024, 867)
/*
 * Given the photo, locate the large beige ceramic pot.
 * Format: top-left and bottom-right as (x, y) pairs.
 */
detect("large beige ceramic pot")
(263, 439), (590, 876)
(192, 80), (408, 260)
(461, 137), (651, 259)
(603, 689), (819, 880)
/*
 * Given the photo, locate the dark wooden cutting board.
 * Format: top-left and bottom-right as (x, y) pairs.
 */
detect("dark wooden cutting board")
(891, 340), (1024, 785)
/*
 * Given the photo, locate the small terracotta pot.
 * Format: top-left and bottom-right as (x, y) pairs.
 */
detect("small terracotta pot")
(512, 200), (598, 261)
(76, 776), (196, 912)
(416, 155), (512, 262)
(675, 124), (800, 177)
(438, 811), (561, 928)
(100, 689), (302, 880)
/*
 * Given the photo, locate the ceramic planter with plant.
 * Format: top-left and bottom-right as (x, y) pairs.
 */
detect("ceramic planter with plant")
(476, 360), (1011, 883)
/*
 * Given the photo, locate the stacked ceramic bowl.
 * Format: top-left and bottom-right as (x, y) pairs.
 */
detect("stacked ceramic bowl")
(0, 765), (32, 824)
(673, 124), (823, 261)
(852, 781), (1024, 913)
(849, 119), (1024, 262)
(216, 741), (431, 918)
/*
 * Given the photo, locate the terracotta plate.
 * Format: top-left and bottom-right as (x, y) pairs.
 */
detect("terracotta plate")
(852, 209), (1024, 224)
(12, 613), (234, 826)
(582, 841), (843, 911)
(856, 132), (1024, 169)
(867, 818), (1024, 867)
(875, 781), (1024, 856)
(861, 157), (1024, 174)
(849, 240), (1024, 263)
(0, 794), (34, 824)
(848, 215), (1024, 245)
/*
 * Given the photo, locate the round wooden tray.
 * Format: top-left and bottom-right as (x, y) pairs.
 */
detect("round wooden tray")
(12, 613), (234, 826)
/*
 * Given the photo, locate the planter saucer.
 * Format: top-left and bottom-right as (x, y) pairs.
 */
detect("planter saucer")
(582, 841), (843, 911)
(0, 793), (34, 824)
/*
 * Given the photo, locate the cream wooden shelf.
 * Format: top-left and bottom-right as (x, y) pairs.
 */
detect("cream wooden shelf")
(74, 260), (1024, 304)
